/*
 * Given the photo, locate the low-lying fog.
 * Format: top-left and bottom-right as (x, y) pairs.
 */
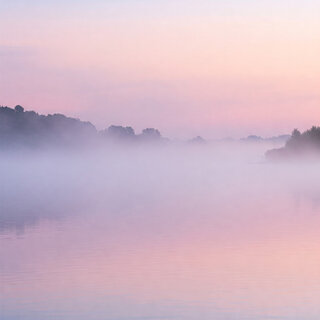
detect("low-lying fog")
(1, 142), (320, 320)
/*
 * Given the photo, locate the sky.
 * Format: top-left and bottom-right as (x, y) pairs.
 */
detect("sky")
(0, 0), (319, 139)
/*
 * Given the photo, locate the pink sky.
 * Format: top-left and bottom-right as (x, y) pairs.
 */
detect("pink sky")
(1, 0), (319, 138)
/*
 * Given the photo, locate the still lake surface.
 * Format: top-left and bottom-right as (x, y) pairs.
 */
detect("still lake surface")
(1, 146), (320, 320)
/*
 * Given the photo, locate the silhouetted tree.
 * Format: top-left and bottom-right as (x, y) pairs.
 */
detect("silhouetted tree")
(15, 105), (24, 113)
(241, 135), (263, 142)
(0, 105), (96, 149)
(141, 128), (161, 139)
(292, 128), (301, 139)
(107, 125), (135, 138)
(266, 126), (320, 160)
(0, 105), (171, 149)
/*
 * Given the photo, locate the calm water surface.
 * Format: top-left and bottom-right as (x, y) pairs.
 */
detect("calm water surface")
(1, 149), (320, 319)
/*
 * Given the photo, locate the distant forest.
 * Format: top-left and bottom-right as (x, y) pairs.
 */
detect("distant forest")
(0, 105), (167, 149)
(0, 105), (297, 151)
(266, 127), (320, 160)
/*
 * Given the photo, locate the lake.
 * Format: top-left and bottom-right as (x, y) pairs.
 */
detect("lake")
(1, 145), (320, 320)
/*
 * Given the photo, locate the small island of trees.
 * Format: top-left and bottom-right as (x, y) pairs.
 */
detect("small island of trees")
(266, 126), (320, 160)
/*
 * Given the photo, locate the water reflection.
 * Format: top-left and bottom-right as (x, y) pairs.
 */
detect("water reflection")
(1, 149), (320, 319)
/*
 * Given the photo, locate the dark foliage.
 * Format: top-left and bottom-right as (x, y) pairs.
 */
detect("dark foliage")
(266, 127), (320, 160)
(0, 105), (166, 149)
(0, 105), (97, 149)
(241, 135), (263, 142)
(101, 125), (136, 142)
(139, 128), (161, 140)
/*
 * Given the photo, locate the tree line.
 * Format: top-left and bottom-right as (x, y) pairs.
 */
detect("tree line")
(0, 105), (166, 149)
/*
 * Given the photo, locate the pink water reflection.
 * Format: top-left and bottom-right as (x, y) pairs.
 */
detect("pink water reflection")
(2, 174), (320, 320)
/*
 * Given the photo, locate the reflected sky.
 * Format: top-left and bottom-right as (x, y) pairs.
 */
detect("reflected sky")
(1, 146), (320, 319)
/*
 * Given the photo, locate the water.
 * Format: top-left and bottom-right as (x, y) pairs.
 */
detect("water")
(1, 146), (320, 320)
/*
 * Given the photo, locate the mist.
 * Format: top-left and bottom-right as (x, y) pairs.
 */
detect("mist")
(2, 119), (320, 320)
(1, 138), (319, 234)
(2, 0), (320, 317)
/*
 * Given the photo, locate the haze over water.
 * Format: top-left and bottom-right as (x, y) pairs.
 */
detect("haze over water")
(1, 144), (320, 320)
(1, 0), (320, 318)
